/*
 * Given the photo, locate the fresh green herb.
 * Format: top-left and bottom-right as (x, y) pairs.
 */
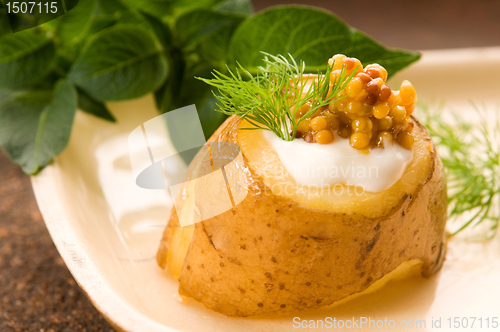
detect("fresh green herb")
(0, 2), (419, 174)
(422, 104), (500, 239)
(199, 53), (354, 140)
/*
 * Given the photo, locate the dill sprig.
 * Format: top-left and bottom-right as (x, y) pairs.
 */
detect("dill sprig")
(421, 103), (500, 239)
(198, 53), (355, 141)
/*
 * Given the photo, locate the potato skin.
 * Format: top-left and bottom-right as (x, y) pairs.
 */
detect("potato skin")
(157, 116), (447, 317)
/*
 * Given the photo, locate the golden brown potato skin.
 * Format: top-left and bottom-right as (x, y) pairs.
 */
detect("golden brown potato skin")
(157, 116), (447, 317)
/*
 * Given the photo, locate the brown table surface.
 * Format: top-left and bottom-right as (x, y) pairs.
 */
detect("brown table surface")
(0, 1), (497, 331)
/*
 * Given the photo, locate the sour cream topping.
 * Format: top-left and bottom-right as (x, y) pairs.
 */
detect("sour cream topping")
(263, 131), (413, 193)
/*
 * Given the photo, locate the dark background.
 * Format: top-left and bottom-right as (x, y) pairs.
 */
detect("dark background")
(0, 0), (497, 331)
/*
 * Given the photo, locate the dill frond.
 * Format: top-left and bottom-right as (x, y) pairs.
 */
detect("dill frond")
(198, 53), (355, 141)
(421, 103), (500, 239)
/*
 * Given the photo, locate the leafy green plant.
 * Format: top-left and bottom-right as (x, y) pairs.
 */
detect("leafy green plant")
(0, 1), (420, 174)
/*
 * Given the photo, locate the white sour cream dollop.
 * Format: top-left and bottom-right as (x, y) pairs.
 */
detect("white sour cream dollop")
(263, 131), (413, 193)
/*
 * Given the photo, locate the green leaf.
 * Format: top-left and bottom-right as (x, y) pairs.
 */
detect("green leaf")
(141, 12), (173, 51)
(155, 54), (226, 138)
(159, 8), (245, 135)
(0, 88), (11, 101)
(125, 0), (243, 19)
(197, 93), (227, 139)
(0, 29), (56, 88)
(229, 6), (420, 77)
(158, 7), (246, 133)
(175, 9), (244, 49)
(120, 0), (174, 17)
(154, 48), (185, 113)
(179, 61), (217, 105)
(198, 18), (241, 66)
(65, 0), (80, 11)
(93, 0), (128, 15)
(347, 30), (421, 77)
(213, 0), (252, 16)
(0, 80), (77, 174)
(55, 0), (130, 59)
(0, 2), (12, 36)
(55, 0), (95, 44)
(179, 62), (225, 139)
(171, 0), (219, 16)
(229, 7), (349, 71)
(77, 89), (116, 122)
(111, 11), (154, 37)
(67, 25), (169, 101)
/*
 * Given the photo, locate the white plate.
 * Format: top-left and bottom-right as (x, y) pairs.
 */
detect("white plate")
(32, 47), (500, 332)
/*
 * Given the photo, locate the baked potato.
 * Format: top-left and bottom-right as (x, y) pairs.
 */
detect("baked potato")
(157, 113), (447, 316)
(157, 53), (447, 316)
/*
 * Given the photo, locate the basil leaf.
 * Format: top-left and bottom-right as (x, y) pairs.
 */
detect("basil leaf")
(0, 29), (56, 88)
(68, 25), (169, 101)
(0, 80), (77, 174)
(229, 6), (420, 77)
(77, 89), (116, 122)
